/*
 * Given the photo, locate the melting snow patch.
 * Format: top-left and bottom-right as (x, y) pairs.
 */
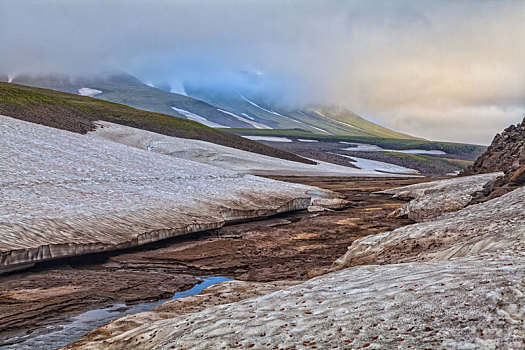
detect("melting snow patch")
(241, 96), (331, 134)
(297, 139), (319, 143)
(242, 136), (293, 143)
(397, 149), (447, 155)
(341, 143), (384, 151)
(341, 142), (446, 155)
(78, 88), (102, 97)
(338, 154), (419, 174)
(218, 109), (272, 129)
(241, 96), (283, 116)
(171, 107), (229, 128)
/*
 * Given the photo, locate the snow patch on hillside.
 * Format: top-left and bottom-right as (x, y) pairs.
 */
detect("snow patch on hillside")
(169, 80), (187, 96)
(241, 96), (331, 134)
(1, 115), (340, 272)
(170, 107), (229, 128)
(78, 88), (102, 97)
(298, 139), (319, 143)
(338, 154), (419, 174)
(91, 122), (388, 177)
(217, 109), (272, 129)
(242, 136), (292, 143)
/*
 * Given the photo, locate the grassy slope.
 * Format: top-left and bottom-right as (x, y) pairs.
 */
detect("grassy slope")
(9, 74), (421, 139)
(181, 87), (421, 139)
(295, 106), (419, 139)
(9, 74), (253, 128)
(224, 128), (486, 158)
(0, 82), (315, 164)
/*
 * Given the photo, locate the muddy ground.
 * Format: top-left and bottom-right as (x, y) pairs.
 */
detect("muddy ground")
(0, 176), (432, 345)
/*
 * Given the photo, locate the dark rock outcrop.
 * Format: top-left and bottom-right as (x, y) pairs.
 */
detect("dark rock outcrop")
(462, 117), (525, 202)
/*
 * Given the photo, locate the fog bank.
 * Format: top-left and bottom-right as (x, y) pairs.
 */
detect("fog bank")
(1, 0), (523, 143)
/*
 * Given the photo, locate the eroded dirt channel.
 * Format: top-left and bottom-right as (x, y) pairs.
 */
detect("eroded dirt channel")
(0, 176), (432, 348)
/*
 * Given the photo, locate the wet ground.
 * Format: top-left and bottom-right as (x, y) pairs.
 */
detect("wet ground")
(0, 176), (432, 347)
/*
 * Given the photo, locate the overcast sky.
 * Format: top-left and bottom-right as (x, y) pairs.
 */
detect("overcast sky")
(1, 0), (524, 144)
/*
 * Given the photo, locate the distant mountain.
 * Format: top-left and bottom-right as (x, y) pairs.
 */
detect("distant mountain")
(185, 86), (419, 139)
(2, 72), (419, 140)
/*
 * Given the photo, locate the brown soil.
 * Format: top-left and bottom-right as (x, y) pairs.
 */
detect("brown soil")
(0, 176), (431, 345)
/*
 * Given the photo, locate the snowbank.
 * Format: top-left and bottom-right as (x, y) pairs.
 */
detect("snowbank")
(335, 186), (524, 267)
(0, 115), (340, 273)
(378, 173), (502, 221)
(91, 122), (388, 177)
(63, 166), (525, 350)
(68, 248), (525, 350)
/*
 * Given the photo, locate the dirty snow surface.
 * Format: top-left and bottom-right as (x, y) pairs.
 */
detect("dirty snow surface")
(71, 249), (525, 350)
(69, 176), (525, 350)
(336, 186), (525, 267)
(378, 172), (502, 222)
(91, 122), (386, 177)
(0, 115), (338, 272)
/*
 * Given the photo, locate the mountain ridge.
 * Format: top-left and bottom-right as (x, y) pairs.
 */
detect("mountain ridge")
(3, 73), (421, 140)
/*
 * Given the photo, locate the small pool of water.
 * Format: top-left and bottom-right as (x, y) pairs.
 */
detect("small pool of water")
(171, 276), (231, 299)
(1, 276), (232, 350)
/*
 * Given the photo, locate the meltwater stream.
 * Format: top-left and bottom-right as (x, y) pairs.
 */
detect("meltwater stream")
(1, 276), (232, 350)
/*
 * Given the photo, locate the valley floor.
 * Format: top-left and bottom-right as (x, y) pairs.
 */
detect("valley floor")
(0, 176), (431, 348)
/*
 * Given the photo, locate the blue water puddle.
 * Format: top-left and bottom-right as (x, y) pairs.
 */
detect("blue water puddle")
(172, 276), (232, 299)
(1, 276), (232, 350)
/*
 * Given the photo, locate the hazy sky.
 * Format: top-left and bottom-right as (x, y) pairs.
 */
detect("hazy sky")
(1, 0), (524, 144)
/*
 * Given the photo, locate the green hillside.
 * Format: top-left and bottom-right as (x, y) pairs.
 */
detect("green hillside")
(8, 74), (253, 128)
(7, 73), (422, 140)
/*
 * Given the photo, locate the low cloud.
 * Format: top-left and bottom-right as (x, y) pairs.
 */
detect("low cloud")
(1, 0), (523, 143)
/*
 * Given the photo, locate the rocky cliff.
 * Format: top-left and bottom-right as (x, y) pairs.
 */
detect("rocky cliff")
(462, 117), (525, 201)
